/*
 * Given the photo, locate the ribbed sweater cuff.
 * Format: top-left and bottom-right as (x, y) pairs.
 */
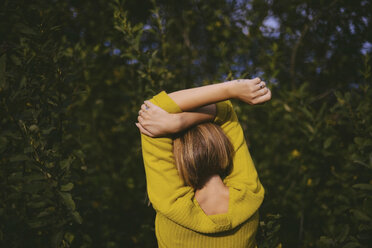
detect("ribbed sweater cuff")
(151, 91), (183, 114)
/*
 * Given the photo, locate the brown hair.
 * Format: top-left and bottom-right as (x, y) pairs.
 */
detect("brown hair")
(173, 122), (234, 189)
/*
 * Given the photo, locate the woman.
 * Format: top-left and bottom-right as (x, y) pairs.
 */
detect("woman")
(136, 78), (271, 247)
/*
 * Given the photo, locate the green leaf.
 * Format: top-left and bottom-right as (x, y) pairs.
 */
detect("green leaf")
(23, 182), (46, 194)
(58, 192), (76, 211)
(28, 220), (48, 229)
(60, 158), (71, 170)
(27, 201), (48, 209)
(29, 124), (39, 132)
(350, 209), (371, 222)
(334, 91), (343, 99)
(301, 107), (313, 120)
(9, 154), (30, 162)
(336, 225), (349, 243)
(304, 123), (315, 134)
(51, 231), (64, 247)
(42, 127), (56, 135)
(23, 146), (33, 154)
(60, 183), (74, 191)
(10, 55), (21, 66)
(283, 103), (292, 112)
(323, 137), (333, 149)
(353, 160), (372, 169)
(352, 184), (372, 191)
(319, 236), (334, 245)
(72, 211), (83, 224)
(354, 137), (364, 146)
(24, 173), (45, 182)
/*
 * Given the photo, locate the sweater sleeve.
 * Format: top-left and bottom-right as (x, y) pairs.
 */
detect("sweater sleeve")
(140, 91), (264, 233)
(213, 100), (265, 228)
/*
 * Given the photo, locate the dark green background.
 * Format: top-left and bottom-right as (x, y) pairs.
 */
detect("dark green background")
(1, 0), (371, 247)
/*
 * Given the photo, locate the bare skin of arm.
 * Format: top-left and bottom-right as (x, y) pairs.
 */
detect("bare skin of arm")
(136, 78), (271, 215)
(136, 78), (270, 137)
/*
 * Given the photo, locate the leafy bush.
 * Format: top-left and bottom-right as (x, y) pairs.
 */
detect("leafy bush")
(1, 0), (371, 247)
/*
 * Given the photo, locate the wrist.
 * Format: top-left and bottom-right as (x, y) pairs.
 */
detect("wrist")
(171, 113), (184, 133)
(224, 80), (239, 99)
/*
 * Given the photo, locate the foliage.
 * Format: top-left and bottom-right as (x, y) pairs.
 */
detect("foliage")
(1, 0), (371, 247)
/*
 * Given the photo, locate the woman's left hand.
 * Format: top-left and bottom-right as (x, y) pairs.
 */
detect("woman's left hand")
(136, 101), (181, 137)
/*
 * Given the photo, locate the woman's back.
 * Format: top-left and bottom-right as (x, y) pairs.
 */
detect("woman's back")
(194, 175), (229, 216)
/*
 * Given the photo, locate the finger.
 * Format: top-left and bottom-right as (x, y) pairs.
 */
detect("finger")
(135, 123), (154, 137)
(141, 104), (148, 112)
(144, 100), (156, 108)
(253, 81), (266, 92)
(252, 77), (261, 84)
(140, 110), (150, 119)
(138, 115), (144, 124)
(253, 87), (269, 98)
(145, 100), (164, 112)
(139, 107), (150, 119)
(253, 89), (271, 104)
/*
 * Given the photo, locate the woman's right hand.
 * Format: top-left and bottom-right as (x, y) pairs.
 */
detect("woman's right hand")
(227, 77), (272, 105)
(136, 101), (182, 137)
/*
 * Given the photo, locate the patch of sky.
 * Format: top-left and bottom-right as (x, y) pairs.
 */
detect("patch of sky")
(250, 70), (265, 80)
(265, 0), (274, 6)
(329, 34), (336, 42)
(304, 54), (314, 63)
(241, 26), (249, 35)
(113, 48), (121, 55)
(268, 77), (279, 85)
(361, 42), (372, 55)
(104, 41), (111, 47)
(192, 59), (201, 66)
(234, 0), (252, 10)
(316, 66), (322, 74)
(127, 59), (138, 65)
(141, 42), (159, 53)
(260, 15), (281, 38)
(143, 24), (152, 31)
(142, 45), (149, 53)
(236, 21), (251, 36)
(229, 56), (249, 78)
(361, 17), (368, 26)
(70, 7), (78, 18)
(232, 0), (252, 36)
(349, 21), (355, 34)
(247, 59), (253, 66)
(326, 50), (332, 59)
(230, 64), (247, 77)
(349, 83), (359, 89)
(296, 4), (314, 21)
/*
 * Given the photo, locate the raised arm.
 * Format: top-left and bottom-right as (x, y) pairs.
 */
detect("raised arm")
(137, 78), (271, 137)
(168, 77), (270, 111)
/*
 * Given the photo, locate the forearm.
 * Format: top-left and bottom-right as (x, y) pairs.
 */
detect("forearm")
(177, 104), (216, 131)
(168, 82), (234, 111)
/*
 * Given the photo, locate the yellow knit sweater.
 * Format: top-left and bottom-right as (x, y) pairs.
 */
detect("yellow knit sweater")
(140, 91), (264, 248)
